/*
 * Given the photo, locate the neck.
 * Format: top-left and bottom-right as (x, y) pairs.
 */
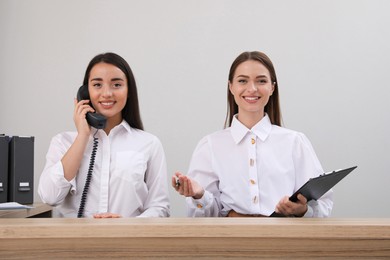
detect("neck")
(103, 115), (122, 135)
(237, 112), (264, 129)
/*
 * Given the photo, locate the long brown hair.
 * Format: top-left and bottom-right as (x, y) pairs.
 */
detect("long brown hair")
(224, 51), (282, 128)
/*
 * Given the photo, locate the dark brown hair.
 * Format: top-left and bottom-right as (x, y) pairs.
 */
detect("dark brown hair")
(224, 51), (282, 128)
(83, 52), (144, 130)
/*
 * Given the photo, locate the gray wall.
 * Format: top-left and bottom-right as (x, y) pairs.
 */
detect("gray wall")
(1, 0), (389, 217)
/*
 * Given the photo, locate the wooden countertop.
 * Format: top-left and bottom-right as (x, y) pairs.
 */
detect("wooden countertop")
(1, 218), (389, 259)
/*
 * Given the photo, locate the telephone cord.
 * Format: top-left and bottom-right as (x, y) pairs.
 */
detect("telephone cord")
(77, 129), (99, 218)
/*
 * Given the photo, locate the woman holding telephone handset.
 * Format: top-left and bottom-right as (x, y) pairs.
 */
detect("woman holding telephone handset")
(172, 51), (333, 218)
(39, 52), (170, 218)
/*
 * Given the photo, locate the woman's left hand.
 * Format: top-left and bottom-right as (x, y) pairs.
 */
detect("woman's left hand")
(274, 194), (308, 217)
(93, 212), (122, 218)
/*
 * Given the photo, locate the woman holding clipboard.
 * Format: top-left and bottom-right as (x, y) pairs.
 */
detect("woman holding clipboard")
(172, 51), (333, 217)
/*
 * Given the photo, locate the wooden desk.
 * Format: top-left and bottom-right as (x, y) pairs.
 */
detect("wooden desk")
(0, 218), (389, 259)
(0, 203), (52, 218)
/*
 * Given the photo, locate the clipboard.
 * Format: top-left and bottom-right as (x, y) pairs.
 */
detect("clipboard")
(270, 166), (357, 217)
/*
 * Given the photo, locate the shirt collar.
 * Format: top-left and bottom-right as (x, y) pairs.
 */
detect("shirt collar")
(107, 120), (132, 135)
(119, 120), (132, 133)
(230, 114), (273, 144)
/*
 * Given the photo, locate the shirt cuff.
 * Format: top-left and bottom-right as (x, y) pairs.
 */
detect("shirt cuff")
(304, 200), (317, 217)
(187, 190), (214, 210)
(52, 161), (76, 194)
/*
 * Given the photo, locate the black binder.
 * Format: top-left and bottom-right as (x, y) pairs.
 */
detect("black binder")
(270, 166), (357, 217)
(8, 136), (35, 204)
(0, 135), (10, 203)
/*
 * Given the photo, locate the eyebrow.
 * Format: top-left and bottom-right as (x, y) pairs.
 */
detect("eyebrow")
(111, 78), (125, 82)
(90, 78), (125, 82)
(236, 75), (269, 79)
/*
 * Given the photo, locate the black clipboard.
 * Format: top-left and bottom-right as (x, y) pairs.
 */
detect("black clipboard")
(269, 166), (357, 217)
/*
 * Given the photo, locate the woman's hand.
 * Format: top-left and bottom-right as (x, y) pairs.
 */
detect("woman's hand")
(274, 194), (308, 217)
(73, 98), (94, 136)
(172, 172), (204, 199)
(61, 98), (95, 181)
(93, 212), (122, 218)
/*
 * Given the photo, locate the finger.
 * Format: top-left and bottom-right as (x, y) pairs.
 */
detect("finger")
(276, 196), (291, 215)
(75, 99), (90, 109)
(175, 171), (184, 178)
(77, 98), (90, 104)
(177, 176), (185, 195)
(75, 99), (90, 108)
(187, 179), (194, 196)
(171, 176), (177, 188)
(297, 194), (307, 204)
(75, 101), (89, 115)
(182, 177), (189, 196)
(275, 202), (285, 214)
(79, 104), (95, 114)
(98, 212), (121, 218)
(277, 204), (287, 214)
(183, 177), (193, 197)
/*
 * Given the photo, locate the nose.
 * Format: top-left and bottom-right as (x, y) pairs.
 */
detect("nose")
(101, 85), (112, 97)
(248, 82), (257, 91)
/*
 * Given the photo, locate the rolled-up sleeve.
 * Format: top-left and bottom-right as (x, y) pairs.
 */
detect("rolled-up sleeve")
(186, 137), (222, 217)
(38, 134), (75, 206)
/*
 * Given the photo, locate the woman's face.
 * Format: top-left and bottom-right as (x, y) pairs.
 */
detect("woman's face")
(229, 60), (274, 118)
(88, 62), (128, 124)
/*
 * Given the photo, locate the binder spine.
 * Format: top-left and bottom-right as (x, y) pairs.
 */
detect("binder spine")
(8, 136), (34, 204)
(0, 135), (9, 203)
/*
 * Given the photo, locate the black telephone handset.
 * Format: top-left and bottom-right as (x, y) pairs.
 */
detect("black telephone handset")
(77, 85), (107, 129)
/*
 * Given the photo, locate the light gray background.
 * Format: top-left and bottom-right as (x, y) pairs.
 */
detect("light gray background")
(1, 0), (389, 217)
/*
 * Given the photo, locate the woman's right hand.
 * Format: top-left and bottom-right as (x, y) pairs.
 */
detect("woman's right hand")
(73, 98), (94, 136)
(172, 172), (205, 199)
(61, 99), (95, 181)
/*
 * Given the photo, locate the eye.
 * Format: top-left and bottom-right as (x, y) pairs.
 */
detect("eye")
(93, 83), (102, 88)
(258, 79), (268, 84)
(238, 79), (247, 84)
(113, 83), (122, 88)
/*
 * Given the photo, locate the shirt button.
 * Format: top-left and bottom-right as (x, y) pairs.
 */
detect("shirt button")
(251, 138), (255, 144)
(250, 179), (256, 185)
(249, 158), (254, 166)
(196, 203), (203, 209)
(253, 196), (258, 204)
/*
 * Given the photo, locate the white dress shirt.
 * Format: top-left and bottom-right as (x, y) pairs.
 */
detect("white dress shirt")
(186, 114), (333, 217)
(38, 120), (170, 218)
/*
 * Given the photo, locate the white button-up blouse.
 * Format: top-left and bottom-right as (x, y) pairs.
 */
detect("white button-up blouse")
(38, 120), (170, 218)
(186, 114), (333, 217)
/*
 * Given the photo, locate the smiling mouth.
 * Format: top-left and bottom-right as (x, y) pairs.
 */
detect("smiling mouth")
(99, 101), (116, 108)
(244, 96), (260, 101)
(100, 102), (115, 105)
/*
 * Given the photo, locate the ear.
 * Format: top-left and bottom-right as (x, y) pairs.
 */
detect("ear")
(228, 81), (234, 95)
(270, 82), (276, 95)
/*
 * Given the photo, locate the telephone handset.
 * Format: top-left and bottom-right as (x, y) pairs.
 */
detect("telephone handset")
(76, 85), (107, 129)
